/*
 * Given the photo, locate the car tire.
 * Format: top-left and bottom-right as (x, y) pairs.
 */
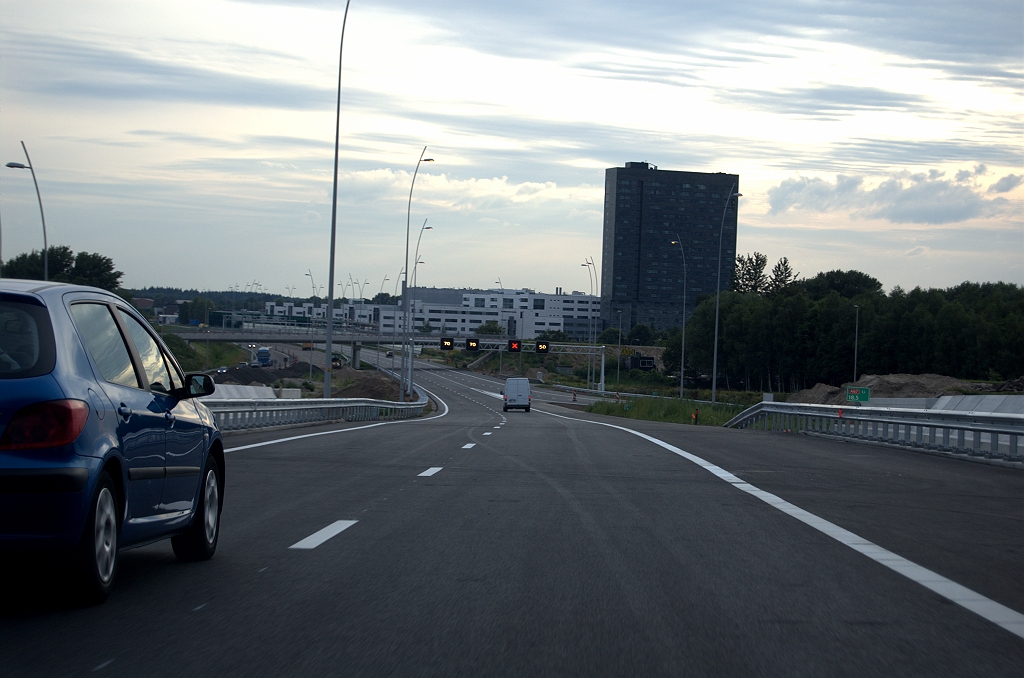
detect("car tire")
(74, 471), (119, 604)
(503, 406), (508, 412)
(525, 407), (530, 413)
(171, 456), (221, 562)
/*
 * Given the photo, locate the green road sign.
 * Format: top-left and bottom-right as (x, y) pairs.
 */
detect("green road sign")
(846, 386), (870, 402)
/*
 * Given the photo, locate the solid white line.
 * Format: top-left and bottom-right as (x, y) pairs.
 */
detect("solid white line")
(469, 386), (503, 399)
(224, 384), (449, 453)
(536, 408), (1024, 640)
(418, 467), (443, 477)
(462, 443), (476, 449)
(289, 520), (358, 549)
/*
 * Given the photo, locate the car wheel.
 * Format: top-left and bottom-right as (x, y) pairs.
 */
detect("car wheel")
(525, 407), (530, 412)
(75, 472), (118, 604)
(172, 456), (221, 562)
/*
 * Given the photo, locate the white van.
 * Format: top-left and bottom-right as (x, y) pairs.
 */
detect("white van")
(502, 377), (531, 412)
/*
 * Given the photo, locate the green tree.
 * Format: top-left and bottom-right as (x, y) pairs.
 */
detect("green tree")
(66, 251), (124, 291)
(626, 323), (655, 346)
(536, 329), (569, 342)
(476, 320), (503, 335)
(597, 327), (621, 344)
(766, 257), (799, 297)
(3, 246), (76, 281)
(418, 321), (434, 334)
(732, 252), (768, 294)
(179, 297), (215, 325)
(802, 269), (882, 300)
(1, 246), (123, 291)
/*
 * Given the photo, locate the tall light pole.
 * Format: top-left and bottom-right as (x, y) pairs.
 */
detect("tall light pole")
(616, 309), (622, 386)
(6, 142), (48, 280)
(412, 219), (432, 289)
(671, 235), (688, 399)
(710, 185), (742, 404)
(376, 274), (389, 367)
(854, 304), (860, 383)
(322, 0), (352, 399)
(401, 147), (433, 401)
(582, 261), (594, 389)
(393, 267), (404, 298)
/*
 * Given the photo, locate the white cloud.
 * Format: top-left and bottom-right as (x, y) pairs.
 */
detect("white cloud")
(766, 170), (1011, 224)
(988, 174), (1023, 194)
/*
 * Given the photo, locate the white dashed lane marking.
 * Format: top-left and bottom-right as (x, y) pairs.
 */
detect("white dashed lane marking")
(418, 467), (443, 477)
(289, 520), (358, 549)
(462, 443), (476, 449)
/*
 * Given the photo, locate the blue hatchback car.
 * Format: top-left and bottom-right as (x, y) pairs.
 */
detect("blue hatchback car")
(0, 280), (224, 602)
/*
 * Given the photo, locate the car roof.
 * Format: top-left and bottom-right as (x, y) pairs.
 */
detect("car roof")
(0, 278), (123, 305)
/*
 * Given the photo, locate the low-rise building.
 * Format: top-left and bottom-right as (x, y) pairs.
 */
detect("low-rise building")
(263, 286), (602, 342)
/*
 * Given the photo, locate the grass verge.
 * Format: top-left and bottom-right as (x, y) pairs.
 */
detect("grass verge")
(585, 397), (747, 427)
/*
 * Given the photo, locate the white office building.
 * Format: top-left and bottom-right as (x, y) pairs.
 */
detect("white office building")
(263, 287), (601, 342)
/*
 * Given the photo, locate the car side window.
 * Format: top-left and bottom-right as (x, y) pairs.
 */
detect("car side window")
(165, 352), (183, 391)
(118, 311), (173, 394)
(70, 303), (140, 388)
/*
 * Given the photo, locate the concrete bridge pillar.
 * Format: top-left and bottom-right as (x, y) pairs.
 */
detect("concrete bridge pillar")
(351, 341), (362, 369)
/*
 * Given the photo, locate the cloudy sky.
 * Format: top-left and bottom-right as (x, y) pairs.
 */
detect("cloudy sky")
(1, 0), (1021, 296)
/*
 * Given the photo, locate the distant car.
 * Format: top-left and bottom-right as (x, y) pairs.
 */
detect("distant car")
(386, 351), (393, 358)
(237, 362), (246, 368)
(216, 366), (228, 374)
(503, 377), (531, 412)
(0, 280), (224, 603)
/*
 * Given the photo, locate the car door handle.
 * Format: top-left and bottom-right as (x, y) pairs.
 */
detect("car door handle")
(118, 405), (132, 419)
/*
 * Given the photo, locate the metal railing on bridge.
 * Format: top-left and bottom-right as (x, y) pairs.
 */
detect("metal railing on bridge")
(725, 402), (1023, 461)
(203, 395), (426, 432)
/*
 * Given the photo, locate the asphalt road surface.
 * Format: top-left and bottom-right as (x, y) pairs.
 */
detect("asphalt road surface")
(2, 365), (1021, 677)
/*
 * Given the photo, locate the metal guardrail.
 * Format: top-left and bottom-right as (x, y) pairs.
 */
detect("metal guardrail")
(203, 396), (426, 432)
(548, 384), (728, 406)
(725, 402), (1023, 461)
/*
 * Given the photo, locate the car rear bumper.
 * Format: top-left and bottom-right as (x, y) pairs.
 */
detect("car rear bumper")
(0, 463), (98, 549)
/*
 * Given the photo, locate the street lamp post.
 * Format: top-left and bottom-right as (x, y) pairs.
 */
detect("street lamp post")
(588, 256), (602, 391)
(376, 274), (389, 368)
(581, 262), (594, 389)
(401, 147), (433, 401)
(710, 185), (742, 404)
(6, 141), (48, 280)
(671, 235), (688, 399)
(617, 309), (622, 386)
(323, 0), (352, 399)
(854, 304), (860, 383)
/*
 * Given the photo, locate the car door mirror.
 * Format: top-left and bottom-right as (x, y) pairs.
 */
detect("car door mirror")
(180, 373), (216, 399)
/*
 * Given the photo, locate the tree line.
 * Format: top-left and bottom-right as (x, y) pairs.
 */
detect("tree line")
(1, 245), (123, 292)
(629, 256), (1022, 391)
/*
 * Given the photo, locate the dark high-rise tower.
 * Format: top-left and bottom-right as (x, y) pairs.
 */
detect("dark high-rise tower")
(601, 162), (739, 332)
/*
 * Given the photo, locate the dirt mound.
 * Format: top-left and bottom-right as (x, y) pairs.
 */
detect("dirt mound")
(787, 383), (843, 404)
(789, 373), (983, 404)
(996, 376), (1024, 392)
(328, 365), (400, 400)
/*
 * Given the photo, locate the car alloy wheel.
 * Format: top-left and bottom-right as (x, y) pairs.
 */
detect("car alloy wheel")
(94, 486), (118, 584)
(203, 469), (219, 545)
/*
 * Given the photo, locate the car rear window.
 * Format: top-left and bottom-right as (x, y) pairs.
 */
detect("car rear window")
(0, 298), (56, 379)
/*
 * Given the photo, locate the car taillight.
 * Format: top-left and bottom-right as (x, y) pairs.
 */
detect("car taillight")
(0, 400), (90, 450)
